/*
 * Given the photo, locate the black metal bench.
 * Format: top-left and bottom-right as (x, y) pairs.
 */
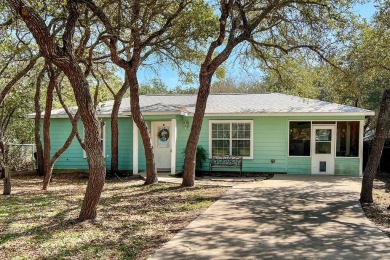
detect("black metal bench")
(209, 155), (243, 176)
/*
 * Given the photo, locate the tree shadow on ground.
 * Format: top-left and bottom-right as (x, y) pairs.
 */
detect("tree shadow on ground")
(152, 179), (390, 259)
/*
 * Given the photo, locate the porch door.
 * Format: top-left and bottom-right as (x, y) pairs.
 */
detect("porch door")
(152, 121), (171, 170)
(311, 125), (336, 174)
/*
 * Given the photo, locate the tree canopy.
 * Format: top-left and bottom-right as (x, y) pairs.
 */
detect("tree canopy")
(2, 0), (389, 219)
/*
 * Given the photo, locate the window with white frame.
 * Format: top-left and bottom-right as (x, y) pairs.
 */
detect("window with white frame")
(210, 121), (253, 158)
(83, 121), (106, 158)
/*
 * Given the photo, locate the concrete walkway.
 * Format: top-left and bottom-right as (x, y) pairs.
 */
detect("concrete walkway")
(152, 175), (390, 259)
(139, 171), (265, 187)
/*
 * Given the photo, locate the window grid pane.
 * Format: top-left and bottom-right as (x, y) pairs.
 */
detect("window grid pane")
(211, 122), (251, 157)
(212, 123), (230, 139)
(232, 140), (250, 156)
(212, 140), (229, 156)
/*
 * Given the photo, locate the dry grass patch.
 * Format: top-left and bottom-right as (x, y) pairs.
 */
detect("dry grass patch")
(0, 173), (228, 259)
(361, 174), (390, 237)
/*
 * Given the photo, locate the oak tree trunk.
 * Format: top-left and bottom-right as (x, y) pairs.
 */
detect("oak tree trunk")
(111, 98), (120, 174)
(42, 68), (55, 190)
(79, 138), (106, 220)
(42, 129), (52, 190)
(72, 74), (106, 221)
(182, 71), (212, 187)
(126, 70), (157, 185)
(0, 137), (5, 179)
(42, 164), (53, 190)
(34, 121), (44, 177)
(3, 167), (11, 195)
(360, 89), (390, 203)
(34, 67), (45, 176)
(110, 81), (129, 174)
(180, 2), (243, 187)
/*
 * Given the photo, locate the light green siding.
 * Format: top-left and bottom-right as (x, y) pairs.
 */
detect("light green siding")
(197, 117), (288, 172)
(49, 117), (133, 170)
(117, 118), (133, 169)
(175, 118), (192, 170)
(49, 114), (364, 176)
(335, 158), (360, 176)
(48, 119), (87, 170)
(287, 157), (311, 174)
(106, 118), (133, 170)
(288, 157), (361, 176)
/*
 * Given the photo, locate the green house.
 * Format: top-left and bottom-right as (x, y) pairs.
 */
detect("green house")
(44, 93), (374, 176)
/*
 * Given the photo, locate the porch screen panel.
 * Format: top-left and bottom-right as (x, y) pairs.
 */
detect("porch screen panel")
(336, 121), (359, 157)
(289, 121), (311, 156)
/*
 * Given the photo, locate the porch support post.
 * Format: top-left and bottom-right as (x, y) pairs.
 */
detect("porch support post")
(359, 120), (364, 177)
(171, 118), (177, 175)
(133, 120), (139, 174)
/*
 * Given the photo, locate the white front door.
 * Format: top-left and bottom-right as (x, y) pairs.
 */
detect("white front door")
(152, 121), (171, 170)
(311, 125), (336, 174)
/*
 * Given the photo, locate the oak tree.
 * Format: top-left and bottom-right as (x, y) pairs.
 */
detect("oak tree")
(360, 2), (390, 203)
(182, 0), (359, 186)
(6, 0), (106, 220)
(83, 0), (214, 184)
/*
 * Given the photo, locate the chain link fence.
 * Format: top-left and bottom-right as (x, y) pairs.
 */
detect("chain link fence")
(7, 144), (36, 172)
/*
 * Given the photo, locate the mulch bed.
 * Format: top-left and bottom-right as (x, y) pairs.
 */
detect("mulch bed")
(174, 171), (275, 179)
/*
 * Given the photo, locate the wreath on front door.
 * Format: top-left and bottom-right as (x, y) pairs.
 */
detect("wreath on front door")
(158, 128), (169, 142)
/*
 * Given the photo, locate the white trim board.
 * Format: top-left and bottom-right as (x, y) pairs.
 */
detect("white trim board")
(29, 111), (374, 119)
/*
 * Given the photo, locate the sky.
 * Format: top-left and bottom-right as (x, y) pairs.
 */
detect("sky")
(137, 2), (378, 89)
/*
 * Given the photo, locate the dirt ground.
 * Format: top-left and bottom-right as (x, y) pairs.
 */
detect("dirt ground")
(0, 173), (228, 259)
(361, 173), (390, 237)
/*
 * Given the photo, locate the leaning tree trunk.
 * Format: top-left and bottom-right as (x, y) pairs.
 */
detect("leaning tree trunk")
(42, 117), (52, 189)
(180, 2), (242, 187)
(34, 110), (45, 177)
(42, 68), (56, 190)
(78, 116), (106, 220)
(126, 70), (157, 185)
(0, 136), (5, 179)
(182, 71), (213, 187)
(361, 89), (390, 203)
(34, 67), (45, 176)
(42, 163), (53, 190)
(62, 70), (106, 221)
(3, 167), (11, 195)
(111, 99), (120, 174)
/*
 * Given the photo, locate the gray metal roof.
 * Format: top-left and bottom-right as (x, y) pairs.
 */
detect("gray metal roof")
(46, 93), (375, 117)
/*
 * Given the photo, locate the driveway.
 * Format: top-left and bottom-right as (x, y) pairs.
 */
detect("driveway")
(152, 175), (390, 259)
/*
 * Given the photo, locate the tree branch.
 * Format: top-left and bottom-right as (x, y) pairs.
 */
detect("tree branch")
(0, 55), (39, 105)
(63, 0), (80, 54)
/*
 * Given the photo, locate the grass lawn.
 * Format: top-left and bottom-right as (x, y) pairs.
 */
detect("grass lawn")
(0, 173), (228, 259)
